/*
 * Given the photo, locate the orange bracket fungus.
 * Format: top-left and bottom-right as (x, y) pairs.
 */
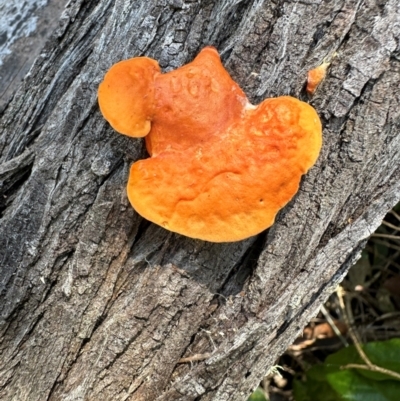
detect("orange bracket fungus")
(306, 61), (330, 95)
(98, 47), (322, 242)
(306, 54), (336, 95)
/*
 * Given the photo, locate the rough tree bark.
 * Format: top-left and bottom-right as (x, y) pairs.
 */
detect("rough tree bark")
(0, 0), (399, 400)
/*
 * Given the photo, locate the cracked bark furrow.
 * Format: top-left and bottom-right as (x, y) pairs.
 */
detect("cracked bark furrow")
(0, 0), (399, 400)
(0, 0), (110, 162)
(48, 264), (215, 401)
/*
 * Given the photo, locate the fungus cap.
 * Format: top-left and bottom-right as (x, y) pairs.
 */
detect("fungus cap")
(147, 47), (247, 156)
(98, 57), (160, 137)
(98, 47), (322, 242)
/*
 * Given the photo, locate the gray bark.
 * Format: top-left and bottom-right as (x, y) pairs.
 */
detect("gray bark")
(0, 0), (68, 111)
(0, 0), (399, 400)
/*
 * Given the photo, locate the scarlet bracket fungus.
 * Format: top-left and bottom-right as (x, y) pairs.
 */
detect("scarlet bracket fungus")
(98, 47), (322, 242)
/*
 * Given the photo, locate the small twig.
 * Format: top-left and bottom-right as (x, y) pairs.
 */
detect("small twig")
(337, 287), (400, 380)
(177, 353), (212, 364)
(201, 329), (217, 352)
(371, 233), (400, 240)
(320, 305), (349, 347)
(177, 329), (218, 364)
(372, 311), (400, 324)
(372, 239), (400, 253)
(390, 209), (400, 223)
(340, 363), (400, 381)
(382, 220), (400, 232)
(214, 293), (228, 301)
(337, 286), (373, 367)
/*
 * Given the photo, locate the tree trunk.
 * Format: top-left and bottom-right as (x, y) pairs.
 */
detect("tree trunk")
(0, 0), (399, 400)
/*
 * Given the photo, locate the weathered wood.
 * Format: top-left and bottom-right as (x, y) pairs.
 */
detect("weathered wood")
(0, 0), (69, 111)
(0, 0), (399, 400)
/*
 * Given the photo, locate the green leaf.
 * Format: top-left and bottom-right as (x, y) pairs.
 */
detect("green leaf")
(327, 370), (400, 401)
(248, 387), (268, 401)
(293, 339), (400, 401)
(326, 338), (400, 381)
(293, 376), (341, 401)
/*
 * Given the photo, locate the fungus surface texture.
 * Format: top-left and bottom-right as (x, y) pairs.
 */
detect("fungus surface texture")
(98, 47), (322, 242)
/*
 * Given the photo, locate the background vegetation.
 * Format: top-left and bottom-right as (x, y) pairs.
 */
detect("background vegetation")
(250, 204), (400, 401)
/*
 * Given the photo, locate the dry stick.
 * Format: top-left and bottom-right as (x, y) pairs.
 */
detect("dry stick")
(336, 286), (400, 381)
(320, 305), (349, 347)
(371, 233), (400, 240)
(342, 363), (400, 379)
(382, 220), (400, 232)
(337, 287), (373, 366)
(372, 239), (400, 253)
(177, 353), (212, 364)
(363, 250), (400, 289)
(177, 328), (217, 364)
(390, 209), (400, 223)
